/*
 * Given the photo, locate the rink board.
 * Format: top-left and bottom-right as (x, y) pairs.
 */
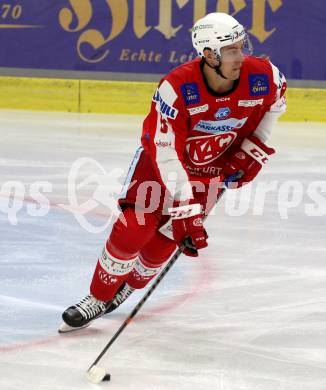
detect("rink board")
(0, 76), (325, 122)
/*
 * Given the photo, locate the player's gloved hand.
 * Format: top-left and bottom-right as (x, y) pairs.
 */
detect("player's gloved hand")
(168, 201), (208, 257)
(223, 135), (275, 188)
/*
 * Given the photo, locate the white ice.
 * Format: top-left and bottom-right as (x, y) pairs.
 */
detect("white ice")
(0, 110), (326, 390)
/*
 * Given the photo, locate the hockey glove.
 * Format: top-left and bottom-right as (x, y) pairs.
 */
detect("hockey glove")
(168, 201), (208, 257)
(223, 135), (275, 188)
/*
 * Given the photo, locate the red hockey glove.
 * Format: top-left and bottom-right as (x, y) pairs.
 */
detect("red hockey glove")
(223, 135), (275, 188)
(168, 201), (208, 257)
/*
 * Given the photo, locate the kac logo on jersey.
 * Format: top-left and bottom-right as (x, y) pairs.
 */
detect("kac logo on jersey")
(186, 133), (236, 166)
(249, 74), (270, 96)
(215, 107), (230, 119)
(180, 83), (200, 106)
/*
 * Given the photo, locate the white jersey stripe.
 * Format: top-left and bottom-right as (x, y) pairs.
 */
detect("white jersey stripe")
(153, 80), (193, 201)
(119, 146), (143, 199)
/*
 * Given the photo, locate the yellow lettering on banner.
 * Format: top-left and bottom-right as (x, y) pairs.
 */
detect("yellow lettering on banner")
(131, 52), (138, 61)
(155, 0), (181, 39)
(155, 0), (188, 39)
(134, 0), (151, 38)
(155, 53), (162, 62)
(120, 49), (130, 61)
(249, 0), (283, 43)
(77, 0), (128, 63)
(138, 49), (146, 61)
(119, 48), (162, 63)
(176, 0), (189, 7)
(77, 30), (110, 63)
(58, 0), (284, 64)
(169, 50), (179, 64)
(179, 53), (188, 63)
(1, 3), (23, 20)
(217, 0), (246, 15)
(169, 50), (197, 64)
(59, 0), (92, 32)
(193, 0), (207, 22)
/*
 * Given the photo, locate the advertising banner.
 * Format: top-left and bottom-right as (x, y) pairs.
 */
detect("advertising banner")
(0, 0), (325, 80)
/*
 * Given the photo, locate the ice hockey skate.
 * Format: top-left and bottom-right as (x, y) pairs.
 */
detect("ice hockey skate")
(59, 294), (113, 333)
(105, 282), (135, 314)
(59, 283), (135, 333)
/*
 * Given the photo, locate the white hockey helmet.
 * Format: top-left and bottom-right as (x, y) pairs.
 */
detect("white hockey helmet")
(192, 13), (251, 58)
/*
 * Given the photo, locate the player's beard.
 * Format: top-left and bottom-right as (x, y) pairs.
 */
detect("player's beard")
(214, 65), (228, 80)
(218, 64), (241, 81)
(229, 69), (241, 80)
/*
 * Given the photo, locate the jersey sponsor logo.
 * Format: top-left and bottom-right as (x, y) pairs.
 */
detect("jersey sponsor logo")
(186, 164), (223, 177)
(155, 140), (172, 148)
(192, 23), (214, 31)
(100, 248), (135, 275)
(186, 133), (236, 166)
(194, 117), (248, 134)
(215, 107), (230, 119)
(249, 74), (270, 96)
(153, 89), (178, 119)
(231, 29), (246, 42)
(238, 98), (264, 107)
(188, 104), (209, 116)
(216, 97), (231, 102)
(98, 269), (117, 285)
(192, 218), (203, 227)
(180, 82), (200, 105)
(198, 39), (210, 45)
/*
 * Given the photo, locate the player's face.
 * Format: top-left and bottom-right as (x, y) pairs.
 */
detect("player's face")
(220, 41), (245, 80)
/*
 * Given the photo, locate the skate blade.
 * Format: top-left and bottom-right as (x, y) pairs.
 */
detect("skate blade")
(58, 321), (91, 333)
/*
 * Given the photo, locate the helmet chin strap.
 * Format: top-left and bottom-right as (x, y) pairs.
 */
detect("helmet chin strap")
(204, 58), (228, 80)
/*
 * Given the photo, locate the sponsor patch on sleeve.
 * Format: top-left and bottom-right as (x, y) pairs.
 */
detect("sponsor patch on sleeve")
(153, 80), (179, 119)
(180, 83), (201, 106)
(249, 74), (270, 96)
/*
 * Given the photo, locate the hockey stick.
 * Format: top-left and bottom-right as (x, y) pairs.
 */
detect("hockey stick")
(86, 172), (241, 384)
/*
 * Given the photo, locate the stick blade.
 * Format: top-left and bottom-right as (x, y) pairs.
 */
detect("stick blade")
(86, 365), (110, 384)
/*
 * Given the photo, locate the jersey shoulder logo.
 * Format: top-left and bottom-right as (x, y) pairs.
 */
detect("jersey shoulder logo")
(180, 83), (201, 106)
(248, 74), (270, 96)
(153, 89), (178, 120)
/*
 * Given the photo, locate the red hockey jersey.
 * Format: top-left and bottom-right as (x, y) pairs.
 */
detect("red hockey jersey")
(140, 56), (286, 201)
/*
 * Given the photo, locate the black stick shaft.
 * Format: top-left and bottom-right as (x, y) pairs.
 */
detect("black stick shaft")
(88, 186), (228, 370)
(90, 244), (183, 368)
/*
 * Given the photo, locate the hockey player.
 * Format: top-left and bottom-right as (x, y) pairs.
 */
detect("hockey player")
(59, 12), (286, 332)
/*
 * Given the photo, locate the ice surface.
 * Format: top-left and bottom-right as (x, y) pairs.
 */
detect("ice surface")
(0, 110), (326, 390)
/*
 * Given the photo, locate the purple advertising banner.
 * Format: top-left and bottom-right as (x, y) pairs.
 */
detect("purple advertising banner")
(0, 0), (325, 80)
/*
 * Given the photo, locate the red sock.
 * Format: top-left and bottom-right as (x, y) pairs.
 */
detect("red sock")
(126, 255), (165, 289)
(90, 244), (137, 301)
